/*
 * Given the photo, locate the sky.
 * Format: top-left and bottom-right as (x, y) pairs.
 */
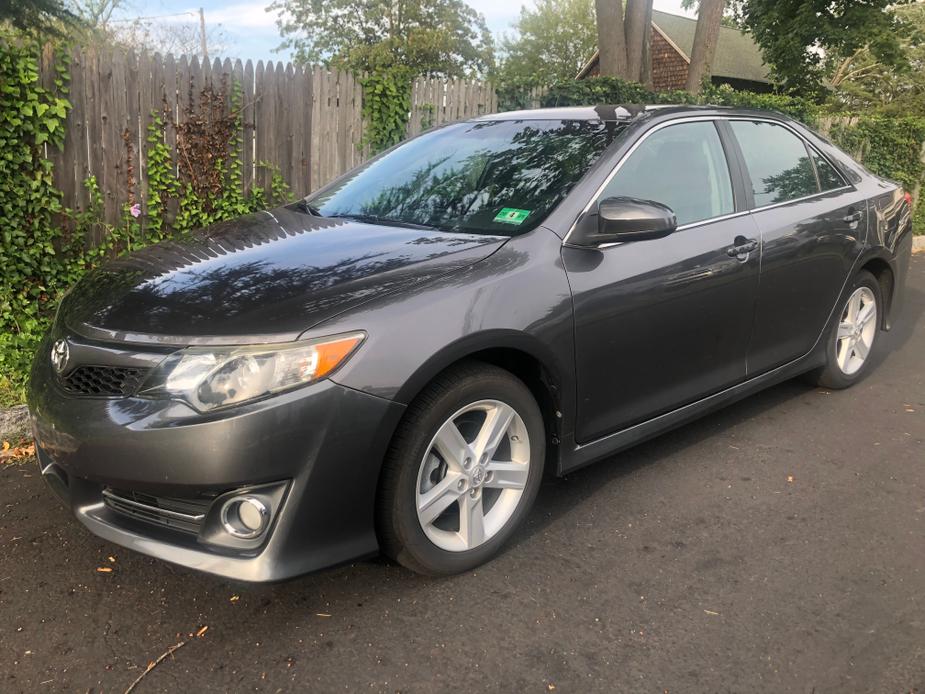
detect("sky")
(109, 0), (696, 64)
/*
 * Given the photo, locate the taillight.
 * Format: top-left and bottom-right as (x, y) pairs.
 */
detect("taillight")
(904, 191), (914, 207)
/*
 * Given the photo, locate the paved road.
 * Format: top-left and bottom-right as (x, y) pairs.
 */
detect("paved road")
(2, 256), (923, 693)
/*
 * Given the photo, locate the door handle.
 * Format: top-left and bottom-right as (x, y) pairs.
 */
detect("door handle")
(726, 237), (759, 257)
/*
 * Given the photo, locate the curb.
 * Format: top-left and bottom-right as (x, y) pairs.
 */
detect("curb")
(914, 236), (925, 253)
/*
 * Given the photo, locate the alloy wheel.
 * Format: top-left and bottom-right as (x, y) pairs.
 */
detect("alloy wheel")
(415, 399), (530, 552)
(835, 286), (877, 376)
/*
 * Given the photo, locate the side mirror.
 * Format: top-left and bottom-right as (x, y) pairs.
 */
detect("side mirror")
(573, 196), (678, 246)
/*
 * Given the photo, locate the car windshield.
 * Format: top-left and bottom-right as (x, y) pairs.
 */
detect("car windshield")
(304, 119), (624, 235)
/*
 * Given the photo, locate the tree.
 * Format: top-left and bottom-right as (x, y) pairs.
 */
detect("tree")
(686, 0), (724, 92)
(593, 0), (653, 83)
(733, 0), (909, 95)
(269, 0), (494, 77)
(109, 18), (229, 58)
(829, 2), (925, 114)
(0, 0), (74, 33)
(497, 0), (597, 85)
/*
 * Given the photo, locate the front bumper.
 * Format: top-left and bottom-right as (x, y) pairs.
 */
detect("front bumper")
(29, 336), (405, 582)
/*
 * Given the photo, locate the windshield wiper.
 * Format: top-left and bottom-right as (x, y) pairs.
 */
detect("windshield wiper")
(328, 213), (441, 232)
(296, 198), (323, 216)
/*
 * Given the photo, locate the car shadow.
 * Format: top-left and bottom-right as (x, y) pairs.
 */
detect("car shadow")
(506, 376), (814, 551)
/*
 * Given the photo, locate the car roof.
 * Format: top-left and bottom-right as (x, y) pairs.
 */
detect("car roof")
(474, 104), (790, 123)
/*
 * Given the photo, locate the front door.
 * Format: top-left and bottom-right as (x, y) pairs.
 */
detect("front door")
(564, 120), (761, 444)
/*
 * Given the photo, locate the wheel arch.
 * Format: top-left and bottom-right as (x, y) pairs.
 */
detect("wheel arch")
(392, 331), (567, 472)
(859, 255), (895, 330)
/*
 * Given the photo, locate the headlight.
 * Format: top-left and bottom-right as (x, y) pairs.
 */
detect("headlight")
(139, 332), (365, 412)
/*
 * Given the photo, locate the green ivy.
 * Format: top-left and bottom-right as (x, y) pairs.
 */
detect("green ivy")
(829, 116), (925, 191)
(0, 38), (72, 406)
(418, 102), (436, 131)
(360, 66), (414, 153)
(529, 76), (819, 124)
(829, 116), (925, 235)
(144, 113), (177, 242)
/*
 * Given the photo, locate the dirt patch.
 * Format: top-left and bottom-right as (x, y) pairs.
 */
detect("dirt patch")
(0, 405), (30, 441)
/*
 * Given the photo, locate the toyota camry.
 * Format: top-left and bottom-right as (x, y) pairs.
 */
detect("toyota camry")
(29, 106), (914, 580)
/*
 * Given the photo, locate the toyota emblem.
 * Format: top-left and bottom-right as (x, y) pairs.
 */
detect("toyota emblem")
(51, 339), (70, 374)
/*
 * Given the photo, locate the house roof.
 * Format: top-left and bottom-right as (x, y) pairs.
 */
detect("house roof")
(576, 10), (772, 85)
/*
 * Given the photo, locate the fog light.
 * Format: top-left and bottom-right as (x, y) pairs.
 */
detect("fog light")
(221, 496), (269, 538)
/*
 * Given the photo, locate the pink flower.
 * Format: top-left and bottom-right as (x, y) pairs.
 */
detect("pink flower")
(130, 203), (141, 218)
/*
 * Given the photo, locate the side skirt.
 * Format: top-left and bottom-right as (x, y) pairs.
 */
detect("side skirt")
(557, 349), (825, 476)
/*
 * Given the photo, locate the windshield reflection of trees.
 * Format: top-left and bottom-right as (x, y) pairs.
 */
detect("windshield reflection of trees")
(343, 120), (620, 233)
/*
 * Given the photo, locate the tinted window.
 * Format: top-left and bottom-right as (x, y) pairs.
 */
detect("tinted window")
(812, 151), (846, 191)
(307, 119), (623, 235)
(599, 121), (734, 226)
(731, 121), (818, 206)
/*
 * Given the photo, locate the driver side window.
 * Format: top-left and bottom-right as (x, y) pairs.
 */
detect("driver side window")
(599, 121), (735, 227)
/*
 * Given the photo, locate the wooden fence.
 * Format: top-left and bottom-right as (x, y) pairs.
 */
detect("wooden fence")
(40, 46), (511, 228)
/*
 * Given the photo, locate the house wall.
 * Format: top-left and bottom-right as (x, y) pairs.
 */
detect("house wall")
(578, 28), (690, 90)
(650, 29), (689, 91)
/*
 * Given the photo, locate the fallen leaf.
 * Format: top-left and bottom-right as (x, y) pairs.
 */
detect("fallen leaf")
(96, 567), (113, 573)
(229, 595), (240, 603)
(2, 441), (9, 451)
(195, 626), (208, 638)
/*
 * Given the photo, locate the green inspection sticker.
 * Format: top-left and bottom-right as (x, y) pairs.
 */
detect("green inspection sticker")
(494, 207), (531, 225)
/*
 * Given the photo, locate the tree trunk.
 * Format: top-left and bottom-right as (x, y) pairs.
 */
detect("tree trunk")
(624, 0), (653, 83)
(640, 0), (654, 88)
(686, 0), (724, 93)
(595, 0), (628, 78)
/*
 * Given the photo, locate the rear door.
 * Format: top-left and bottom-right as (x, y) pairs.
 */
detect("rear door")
(564, 119), (761, 443)
(728, 120), (868, 374)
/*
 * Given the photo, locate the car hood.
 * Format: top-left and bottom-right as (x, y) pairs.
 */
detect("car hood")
(61, 206), (507, 345)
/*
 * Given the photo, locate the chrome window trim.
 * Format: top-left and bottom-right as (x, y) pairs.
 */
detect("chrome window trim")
(563, 114), (857, 245)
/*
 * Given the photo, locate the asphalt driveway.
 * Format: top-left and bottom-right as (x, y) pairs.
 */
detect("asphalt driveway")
(2, 255), (923, 693)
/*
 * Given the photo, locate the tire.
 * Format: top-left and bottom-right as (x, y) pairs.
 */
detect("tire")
(808, 269), (882, 390)
(377, 361), (545, 576)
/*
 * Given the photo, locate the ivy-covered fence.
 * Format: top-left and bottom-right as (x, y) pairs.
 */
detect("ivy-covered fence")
(43, 46), (499, 229)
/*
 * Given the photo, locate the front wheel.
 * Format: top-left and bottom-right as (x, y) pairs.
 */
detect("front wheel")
(809, 269), (882, 389)
(377, 362), (545, 575)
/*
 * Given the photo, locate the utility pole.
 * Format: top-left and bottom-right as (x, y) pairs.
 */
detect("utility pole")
(199, 7), (208, 61)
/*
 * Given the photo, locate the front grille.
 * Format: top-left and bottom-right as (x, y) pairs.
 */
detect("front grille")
(102, 488), (215, 534)
(61, 365), (149, 397)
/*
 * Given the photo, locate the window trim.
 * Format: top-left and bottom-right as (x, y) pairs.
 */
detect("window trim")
(806, 143), (850, 193)
(563, 114), (855, 245)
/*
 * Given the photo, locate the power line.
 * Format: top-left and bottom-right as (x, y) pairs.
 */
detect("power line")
(107, 11), (198, 24)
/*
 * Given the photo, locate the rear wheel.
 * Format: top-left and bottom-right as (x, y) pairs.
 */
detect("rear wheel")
(809, 270), (881, 389)
(377, 362), (545, 575)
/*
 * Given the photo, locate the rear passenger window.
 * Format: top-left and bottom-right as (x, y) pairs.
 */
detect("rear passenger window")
(812, 151), (846, 191)
(730, 121), (818, 206)
(600, 121), (734, 226)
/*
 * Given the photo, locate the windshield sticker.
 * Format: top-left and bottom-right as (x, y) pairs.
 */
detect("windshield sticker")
(494, 208), (531, 225)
